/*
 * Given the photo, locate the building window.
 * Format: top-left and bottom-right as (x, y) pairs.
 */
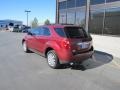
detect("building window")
(59, 12), (67, 24)
(67, 0), (75, 8)
(59, 1), (67, 10)
(104, 8), (120, 35)
(67, 11), (75, 24)
(89, 10), (104, 34)
(76, 0), (86, 7)
(90, 0), (105, 5)
(106, 0), (120, 3)
(76, 11), (86, 28)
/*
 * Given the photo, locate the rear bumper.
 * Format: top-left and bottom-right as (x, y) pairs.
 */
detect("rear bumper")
(60, 50), (94, 64)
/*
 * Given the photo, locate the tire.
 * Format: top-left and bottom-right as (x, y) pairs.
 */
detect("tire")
(47, 50), (60, 69)
(22, 41), (30, 53)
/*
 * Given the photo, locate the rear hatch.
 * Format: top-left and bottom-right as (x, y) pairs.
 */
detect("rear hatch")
(64, 26), (92, 53)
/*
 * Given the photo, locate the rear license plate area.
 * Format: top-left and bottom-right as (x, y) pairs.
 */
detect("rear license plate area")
(79, 42), (90, 49)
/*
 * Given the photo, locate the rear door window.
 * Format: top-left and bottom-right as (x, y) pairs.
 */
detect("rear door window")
(42, 27), (51, 36)
(34, 27), (43, 35)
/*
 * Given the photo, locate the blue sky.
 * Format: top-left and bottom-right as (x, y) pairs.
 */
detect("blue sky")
(0, 0), (56, 25)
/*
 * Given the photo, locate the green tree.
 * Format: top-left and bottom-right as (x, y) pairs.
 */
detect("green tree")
(31, 17), (38, 28)
(44, 19), (50, 25)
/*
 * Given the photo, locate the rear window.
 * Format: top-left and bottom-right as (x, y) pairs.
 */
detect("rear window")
(55, 27), (89, 38)
(64, 27), (88, 38)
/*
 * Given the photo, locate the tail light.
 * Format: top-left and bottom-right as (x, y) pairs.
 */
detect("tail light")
(61, 39), (70, 49)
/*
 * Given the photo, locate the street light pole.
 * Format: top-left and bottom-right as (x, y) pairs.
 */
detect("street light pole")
(56, 0), (59, 24)
(85, 0), (90, 33)
(25, 10), (31, 26)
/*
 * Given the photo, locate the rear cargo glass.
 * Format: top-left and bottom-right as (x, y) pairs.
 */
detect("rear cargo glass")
(55, 27), (89, 38)
(64, 27), (88, 38)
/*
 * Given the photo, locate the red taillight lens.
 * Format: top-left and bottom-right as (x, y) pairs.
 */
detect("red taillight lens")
(61, 39), (70, 49)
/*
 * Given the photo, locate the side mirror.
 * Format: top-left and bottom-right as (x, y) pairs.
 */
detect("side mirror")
(27, 31), (33, 36)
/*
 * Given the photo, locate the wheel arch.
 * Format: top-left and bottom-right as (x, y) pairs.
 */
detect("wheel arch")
(22, 39), (25, 44)
(45, 47), (54, 58)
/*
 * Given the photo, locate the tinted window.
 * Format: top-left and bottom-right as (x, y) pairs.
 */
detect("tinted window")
(59, 1), (67, 10)
(28, 28), (43, 35)
(67, 0), (75, 8)
(76, 0), (86, 7)
(106, 0), (120, 3)
(42, 27), (51, 36)
(34, 28), (43, 35)
(90, 0), (105, 5)
(89, 10), (104, 34)
(104, 8), (120, 35)
(64, 27), (88, 38)
(55, 28), (66, 37)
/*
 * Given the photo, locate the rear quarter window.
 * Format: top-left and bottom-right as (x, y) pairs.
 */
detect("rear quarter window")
(55, 28), (66, 37)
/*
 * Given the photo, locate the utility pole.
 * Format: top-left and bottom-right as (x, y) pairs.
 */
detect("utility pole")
(25, 10), (31, 26)
(56, 0), (59, 24)
(85, 0), (90, 33)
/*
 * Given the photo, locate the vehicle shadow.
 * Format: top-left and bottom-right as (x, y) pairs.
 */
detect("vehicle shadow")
(61, 50), (113, 71)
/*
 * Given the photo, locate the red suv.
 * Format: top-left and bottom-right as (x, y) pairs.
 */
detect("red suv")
(22, 25), (94, 69)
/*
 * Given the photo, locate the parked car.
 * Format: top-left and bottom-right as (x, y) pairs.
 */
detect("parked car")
(7, 26), (14, 31)
(21, 26), (31, 33)
(13, 25), (22, 32)
(13, 26), (31, 33)
(22, 25), (94, 69)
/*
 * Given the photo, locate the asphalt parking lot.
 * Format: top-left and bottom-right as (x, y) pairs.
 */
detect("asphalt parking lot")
(0, 32), (120, 90)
